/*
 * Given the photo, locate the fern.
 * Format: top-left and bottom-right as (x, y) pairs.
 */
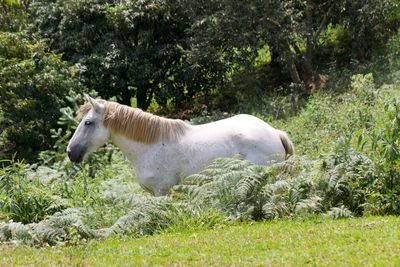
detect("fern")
(295, 196), (323, 216)
(0, 149), (384, 245)
(173, 155), (321, 221)
(319, 143), (376, 215)
(0, 155), (324, 245)
(0, 222), (33, 244)
(262, 196), (290, 219)
(324, 206), (353, 219)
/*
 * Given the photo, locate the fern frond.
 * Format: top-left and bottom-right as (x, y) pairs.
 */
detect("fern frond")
(294, 196), (323, 215)
(236, 173), (262, 199)
(324, 206), (353, 219)
(0, 222), (33, 244)
(180, 173), (213, 186)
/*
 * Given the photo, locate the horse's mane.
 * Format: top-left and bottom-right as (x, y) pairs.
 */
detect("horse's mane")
(77, 101), (189, 144)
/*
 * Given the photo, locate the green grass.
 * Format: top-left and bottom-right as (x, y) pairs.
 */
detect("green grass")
(1, 216), (399, 266)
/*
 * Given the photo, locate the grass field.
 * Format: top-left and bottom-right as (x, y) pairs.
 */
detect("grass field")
(1, 216), (399, 266)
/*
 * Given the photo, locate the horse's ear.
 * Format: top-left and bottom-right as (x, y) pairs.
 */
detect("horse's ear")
(84, 94), (91, 103)
(85, 94), (104, 114)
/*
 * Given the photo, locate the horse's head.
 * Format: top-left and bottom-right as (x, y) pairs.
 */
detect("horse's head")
(67, 95), (110, 163)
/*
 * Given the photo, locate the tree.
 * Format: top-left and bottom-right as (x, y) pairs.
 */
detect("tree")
(32, 0), (222, 110)
(0, 0), (31, 31)
(32, 0), (399, 111)
(184, 0), (400, 92)
(0, 32), (85, 161)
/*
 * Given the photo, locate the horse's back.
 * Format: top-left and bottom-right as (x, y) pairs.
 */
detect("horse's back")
(197, 114), (279, 140)
(194, 114), (273, 130)
(186, 114), (286, 165)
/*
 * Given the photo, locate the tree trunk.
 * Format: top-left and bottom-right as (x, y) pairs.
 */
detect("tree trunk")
(301, 2), (317, 91)
(303, 2), (333, 91)
(282, 43), (302, 85)
(287, 56), (302, 85)
(304, 3), (314, 76)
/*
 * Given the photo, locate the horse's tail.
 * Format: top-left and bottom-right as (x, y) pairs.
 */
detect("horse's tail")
(277, 130), (294, 159)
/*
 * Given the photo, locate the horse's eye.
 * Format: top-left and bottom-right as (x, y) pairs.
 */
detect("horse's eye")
(85, 120), (92, 126)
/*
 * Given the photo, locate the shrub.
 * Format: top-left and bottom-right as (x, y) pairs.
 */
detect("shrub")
(318, 140), (376, 215)
(355, 98), (400, 215)
(0, 32), (85, 162)
(0, 160), (60, 223)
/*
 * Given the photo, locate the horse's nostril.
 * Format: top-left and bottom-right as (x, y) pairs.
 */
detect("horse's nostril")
(67, 147), (85, 163)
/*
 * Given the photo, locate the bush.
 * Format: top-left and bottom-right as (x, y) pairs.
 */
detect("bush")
(0, 32), (85, 162)
(355, 98), (400, 215)
(0, 160), (60, 223)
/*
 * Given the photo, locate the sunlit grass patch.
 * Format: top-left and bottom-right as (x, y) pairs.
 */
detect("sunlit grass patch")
(1, 216), (399, 266)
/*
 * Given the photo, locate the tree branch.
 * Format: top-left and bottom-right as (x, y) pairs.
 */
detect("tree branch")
(313, 4), (333, 42)
(264, 17), (281, 28)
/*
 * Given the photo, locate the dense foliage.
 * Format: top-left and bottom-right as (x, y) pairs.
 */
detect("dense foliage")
(0, 32), (85, 161)
(31, 0), (220, 110)
(32, 0), (400, 108)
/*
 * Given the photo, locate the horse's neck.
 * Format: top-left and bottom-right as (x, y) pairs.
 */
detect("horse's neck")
(110, 132), (150, 165)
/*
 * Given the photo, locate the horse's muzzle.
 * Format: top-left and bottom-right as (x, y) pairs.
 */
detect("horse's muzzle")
(67, 147), (85, 163)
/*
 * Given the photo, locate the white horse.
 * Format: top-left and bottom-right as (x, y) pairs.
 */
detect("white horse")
(67, 96), (294, 196)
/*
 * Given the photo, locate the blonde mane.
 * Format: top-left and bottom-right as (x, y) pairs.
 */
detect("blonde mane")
(78, 101), (189, 144)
